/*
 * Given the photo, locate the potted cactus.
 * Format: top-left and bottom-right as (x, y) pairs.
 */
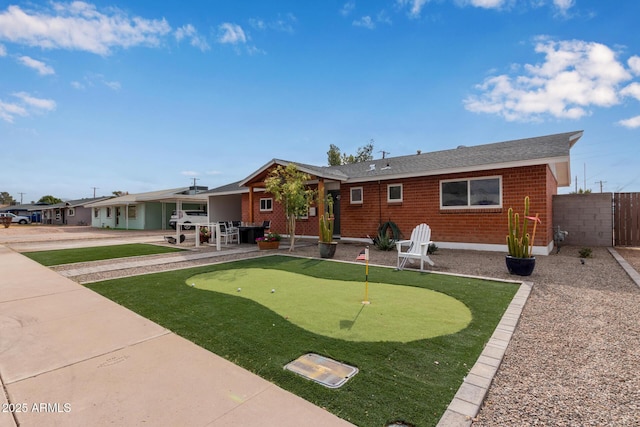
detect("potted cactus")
(318, 194), (337, 258)
(505, 196), (540, 276)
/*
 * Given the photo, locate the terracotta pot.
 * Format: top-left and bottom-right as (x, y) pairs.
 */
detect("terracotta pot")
(505, 255), (536, 276)
(258, 241), (280, 250)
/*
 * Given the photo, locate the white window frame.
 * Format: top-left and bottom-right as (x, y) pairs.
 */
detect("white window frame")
(387, 183), (403, 203)
(350, 187), (363, 204)
(260, 198), (273, 212)
(440, 176), (502, 209)
(94, 208), (99, 218)
(68, 208), (75, 217)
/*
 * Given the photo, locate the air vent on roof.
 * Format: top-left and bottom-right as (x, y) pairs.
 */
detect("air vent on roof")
(369, 164), (376, 171)
(417, 150), (422, 155)
(457, 145), (467, 149)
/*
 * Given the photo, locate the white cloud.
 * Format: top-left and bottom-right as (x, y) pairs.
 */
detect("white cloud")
(464, 39), (637, 121)
(103, 80), (121, 91)
(553, 0), (575, 13)
(249, 14), (297, 33)
(217, 23), (247, 45)
(618, 115), (640, 129)
(353, 16), (375, 29)
(0, 43), (6, 56)
(175, 24), (209, 51)
(13, 91), (56, 111)
(621, 82), (640, 101)
(396, 0), (430, 17)
(181, 171), (199, 177)
(0, 91), (56, 123)
(629, 56), (640, 75)
(17, 55), (55, 75)
(341, 1), (356, 16)
(468, 0), (507, 9)
(0, 2), (171, 55)
(0, 99), (28, 123)
(71, 81), (85, 90)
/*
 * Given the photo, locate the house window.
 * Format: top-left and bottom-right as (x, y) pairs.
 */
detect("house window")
(387, 184), (403, 203)
(350, 187), (363, 204)
(128, 205), (137, 219)
(106, 207), (112, 218)
(94, 208), (99, 218)
(68, 208), (75, 217)
(441, 176), (501, 208)
(260, 198), (273, 212)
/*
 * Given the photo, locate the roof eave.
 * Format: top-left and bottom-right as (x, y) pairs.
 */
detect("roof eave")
(344, 156), (571, 184)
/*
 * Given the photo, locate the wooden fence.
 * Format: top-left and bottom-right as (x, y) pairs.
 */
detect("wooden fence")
(614, 193), (640, 246)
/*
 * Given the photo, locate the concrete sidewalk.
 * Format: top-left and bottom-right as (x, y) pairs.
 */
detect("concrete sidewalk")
(0, 246), (353, 427)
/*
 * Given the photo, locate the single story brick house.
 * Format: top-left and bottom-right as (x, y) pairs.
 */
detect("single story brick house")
(238, 131), (583, 255)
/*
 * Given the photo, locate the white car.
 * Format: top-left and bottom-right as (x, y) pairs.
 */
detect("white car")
(0, 212), (32, 224)
(169, 210), (209, 230)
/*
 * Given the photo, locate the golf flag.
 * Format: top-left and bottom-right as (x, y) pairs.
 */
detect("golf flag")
(356, 248), (366, 260)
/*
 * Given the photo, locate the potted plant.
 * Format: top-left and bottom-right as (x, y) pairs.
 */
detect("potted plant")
(199, 226), (211, 244)
(256, 232), (281, 250)
(318, 194), (337, 258)
(505, 196), (541, 276)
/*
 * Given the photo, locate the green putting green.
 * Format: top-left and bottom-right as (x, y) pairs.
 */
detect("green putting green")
(188, 268), (472, 342)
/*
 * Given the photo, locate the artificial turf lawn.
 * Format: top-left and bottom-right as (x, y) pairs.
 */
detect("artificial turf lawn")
(190, 268), (472, 342)
(23, 243), (184, 266)
(87, 255), (519, 427)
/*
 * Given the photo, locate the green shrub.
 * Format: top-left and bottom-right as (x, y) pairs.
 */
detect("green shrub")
(579, 247), (593, 258)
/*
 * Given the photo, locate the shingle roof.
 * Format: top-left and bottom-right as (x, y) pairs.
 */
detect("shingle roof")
(333, 131), (582, 183)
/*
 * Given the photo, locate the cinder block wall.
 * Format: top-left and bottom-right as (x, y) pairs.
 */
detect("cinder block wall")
(552, 193), (613, 247)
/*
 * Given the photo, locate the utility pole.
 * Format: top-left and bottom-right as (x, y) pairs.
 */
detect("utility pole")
(594, 180), (607, 193)
(378, 150), (391, 159)
(191, 177), (199, 188)
(91, 187), (99, 198)
(18, 192), (25, 204)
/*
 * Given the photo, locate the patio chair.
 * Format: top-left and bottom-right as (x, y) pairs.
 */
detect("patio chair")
(396, 223), (435, 271)
(219, 222), (239, 244)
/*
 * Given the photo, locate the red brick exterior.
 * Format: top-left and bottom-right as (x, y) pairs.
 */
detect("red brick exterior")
(241, 188), (320, 237)
(241, 164), (558, 250)
(340, 164), (557, 248)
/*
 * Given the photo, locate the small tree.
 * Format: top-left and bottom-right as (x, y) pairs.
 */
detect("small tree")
(38, 195), (62, 204)
(264, 163), (316, 251)
(0, 192), (16, 205)
(327, 144), (342, 166)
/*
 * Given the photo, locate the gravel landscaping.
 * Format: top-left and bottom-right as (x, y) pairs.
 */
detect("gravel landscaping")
(5, 227), (639, 426)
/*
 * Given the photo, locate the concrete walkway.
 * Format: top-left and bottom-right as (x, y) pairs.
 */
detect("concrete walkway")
(0, 245), (353, 427)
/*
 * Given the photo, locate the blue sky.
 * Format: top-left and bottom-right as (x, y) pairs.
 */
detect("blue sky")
(1, 0), (639, 202)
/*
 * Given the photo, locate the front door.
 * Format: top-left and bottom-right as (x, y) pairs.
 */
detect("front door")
(115, 207), (121, 227)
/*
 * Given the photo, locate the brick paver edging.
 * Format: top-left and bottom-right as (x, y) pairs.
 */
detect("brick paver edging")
(437, 280), (533, 427)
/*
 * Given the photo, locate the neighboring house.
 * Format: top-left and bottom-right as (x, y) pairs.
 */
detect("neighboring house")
(85, 187), (208, 230)
(38, 197), (112, 226)
(0, 203), (49, 223)
(238, 131), (583, 255)
(202, 181), (246, 223)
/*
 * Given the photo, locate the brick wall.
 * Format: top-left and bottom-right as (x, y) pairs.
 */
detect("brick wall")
(552, 193), (613, 247)
(341, 164), (555, 248)
(241, 190), (320, 237)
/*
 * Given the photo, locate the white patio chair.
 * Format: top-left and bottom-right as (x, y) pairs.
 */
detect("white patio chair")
(220, 222), (240, 244)
(396, 223), (435, 271)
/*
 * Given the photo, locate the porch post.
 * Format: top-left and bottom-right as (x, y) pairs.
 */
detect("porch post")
(248, 186), (255, 223)
(317, 179), (325, 240)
